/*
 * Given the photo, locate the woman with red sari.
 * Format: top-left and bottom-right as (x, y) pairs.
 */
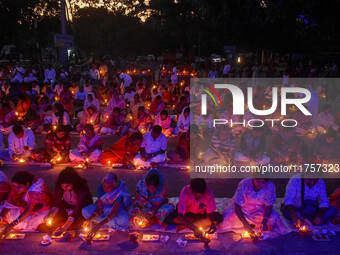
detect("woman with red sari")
(0, 172), (53, 236)
(0, 103), (17, 135)
(100, 131), (143, 167)
(149, 95), (165, 115)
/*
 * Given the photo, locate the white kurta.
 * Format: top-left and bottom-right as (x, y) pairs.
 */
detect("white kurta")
(219, 178), (286, 237)
(8, 128), (36, 157)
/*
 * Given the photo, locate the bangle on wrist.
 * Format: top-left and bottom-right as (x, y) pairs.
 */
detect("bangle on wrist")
(12, 219), (19, 226)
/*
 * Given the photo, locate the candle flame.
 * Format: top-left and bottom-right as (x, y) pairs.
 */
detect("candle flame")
(47, 219), (52, 226)
(108, 161), (111, 165)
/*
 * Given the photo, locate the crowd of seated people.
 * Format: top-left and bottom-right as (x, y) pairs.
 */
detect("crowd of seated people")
(0, 62), (339, 242)
(0, 168), (338, 241)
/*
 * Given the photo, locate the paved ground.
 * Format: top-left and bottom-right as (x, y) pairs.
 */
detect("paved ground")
(1, 134), (340, 254)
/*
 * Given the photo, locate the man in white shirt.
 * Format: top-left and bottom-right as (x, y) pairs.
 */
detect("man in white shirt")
(124, 86), (135, 103)
(281, 173), (336, 227)
(75, 85), (88, 103)
(134, 125), (167, 168)
(89, 65), (100, 81)
(11, 64), (25, 83)
(119, 73), (132, 88)
(54, 81), (64, 96)
(171, 66), (178, 85)
(8, 124), (35, 161)
(44, 65), (56, 85)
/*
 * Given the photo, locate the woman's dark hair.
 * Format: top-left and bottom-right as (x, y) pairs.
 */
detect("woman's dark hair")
(190, 178), (207, 194)
(56, 167), (88, 190)
(184, 107), (190, 114)
(146, 173), (160, 187)
(12, 171), (34, 186)
(54, 103), (65, 125)
(160, 109), (168, 117)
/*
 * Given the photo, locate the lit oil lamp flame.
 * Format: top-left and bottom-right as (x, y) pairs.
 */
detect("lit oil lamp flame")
(57, 157), (62, 161)
(242, 231), (251, 238)
(47, 219), (52, 226)
(53, 125), (57, 130)
(84, 227), (88, 232)
(108, 161), (111, 165)
(86, 158), (89, 163)
(19, 159), (25, 163)
(138, 222), (143, 226)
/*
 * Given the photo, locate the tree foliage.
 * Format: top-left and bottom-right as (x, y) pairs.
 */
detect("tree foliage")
(1, 0), (340, 58)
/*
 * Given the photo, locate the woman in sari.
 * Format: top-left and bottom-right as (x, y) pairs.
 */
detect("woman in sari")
(60, 84), (73, 102)
(77, 92), (100, 122)
(84, 92), (100, 113)
(154, 109), (173, 137)
(0, 172), (53, 236)
(23, 102), (41, 133)
(133, 169), (174, 229)
(100, 131), (143, 166)
(130, 94), (145, 128)
(101, 107), (127, 136)
(131, 106), (153, 133)
(76, 106), (101, 133)
(31, 125), (71, 163)
(174, 107), (190, 135)
(38, 96), (53, 119)
(60, 97), (74, 118)
(219, 178), (286, 238)
(70, 124), (103, 164)
(0, 171), (11, 203)
(149, 95), (165, 115)
(82, 172), (132, 234)
(40, 167), (92, 234)
(51, 103), (72, 132)
(0, 103), (17, 135)
(16, 94), (31, 119)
